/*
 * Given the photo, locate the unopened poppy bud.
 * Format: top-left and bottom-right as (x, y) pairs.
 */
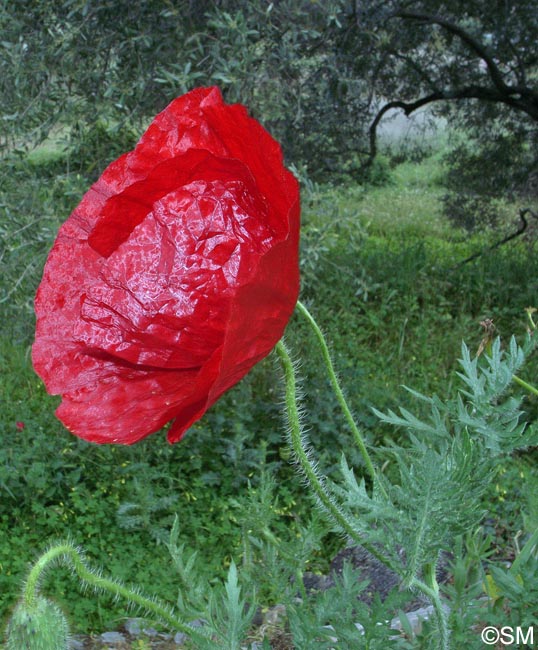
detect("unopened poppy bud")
(5, 596), (69, 650)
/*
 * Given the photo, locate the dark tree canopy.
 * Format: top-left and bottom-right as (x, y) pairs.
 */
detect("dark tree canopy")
(1, 0), (537, 198)
(353, 2), (537, 142)
(0, 1), (370, 177)
(349, 0), (538, 224)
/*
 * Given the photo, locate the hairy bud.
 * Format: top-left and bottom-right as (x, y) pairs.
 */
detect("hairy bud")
(5, 596), (69, 650)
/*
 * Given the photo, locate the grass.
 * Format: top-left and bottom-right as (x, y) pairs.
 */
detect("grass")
(1, 141), (538, 640)
(357, 159), (449, 239)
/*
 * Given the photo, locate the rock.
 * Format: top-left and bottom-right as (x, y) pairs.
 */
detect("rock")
(263, 604), (286, 627)
(124, 618), (143, 636)
(99, 630), (126, 645)
(189, 618), (206, 628)
(301, 571), (334, 593)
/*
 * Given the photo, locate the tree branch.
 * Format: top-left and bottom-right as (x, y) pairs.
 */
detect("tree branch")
(394, 11), (510, 94)
(395, 12), (538, 109)
(454, 208), (538, 267)
(364, 80), (538, 170)
(366, 93), (443, 164)
(360, 9), (538, 174)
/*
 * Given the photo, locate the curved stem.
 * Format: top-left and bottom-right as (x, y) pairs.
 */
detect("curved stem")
(23, 542), (210, 643)
(410, 577), (450, 650)
(276, 337), (450, 645)
(275, 340), (394, 570)
(510, 525), (538, 576)
(296, 301), (386, 496)
(513, 374), (538, 397)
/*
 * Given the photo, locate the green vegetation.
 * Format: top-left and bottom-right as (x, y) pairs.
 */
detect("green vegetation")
(2, 3), (538, 642)
(2, 131), (538, 647)
(3, 1), (537, 211)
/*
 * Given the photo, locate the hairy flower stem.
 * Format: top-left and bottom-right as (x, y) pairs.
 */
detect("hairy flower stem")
(296, 301), (386, 498)
(276, 338), (451, 648)
(411, 576), (450, 650)
(275, 340), (393, 570)
(23, 542), (210, 644)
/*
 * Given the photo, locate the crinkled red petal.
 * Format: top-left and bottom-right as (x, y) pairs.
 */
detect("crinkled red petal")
(32, 87), (299, 444)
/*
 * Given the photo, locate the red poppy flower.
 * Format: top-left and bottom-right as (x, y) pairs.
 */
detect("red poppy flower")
(32, 87), (300, 444)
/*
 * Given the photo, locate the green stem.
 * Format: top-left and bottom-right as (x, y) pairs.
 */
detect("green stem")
(513, 374), (538, 397)
(410, 577), (450, 650)
(275, 340), (394, 570)
(296, 301), (384, 495)
(276, 337), (450, 647)
(23, 542), (210, 643)
(510, 525), (538, 576)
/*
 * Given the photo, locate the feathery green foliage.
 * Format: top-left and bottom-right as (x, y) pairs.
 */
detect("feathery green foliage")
(278, 306), (538, 649)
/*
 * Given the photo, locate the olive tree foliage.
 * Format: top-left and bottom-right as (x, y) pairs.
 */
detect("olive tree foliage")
(1, 0), (373, 340)
(1, 1), (225, 163)
(0, 0), (371, 178)
(2, 0), (536, 205)
(349, 0), (538, 229)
